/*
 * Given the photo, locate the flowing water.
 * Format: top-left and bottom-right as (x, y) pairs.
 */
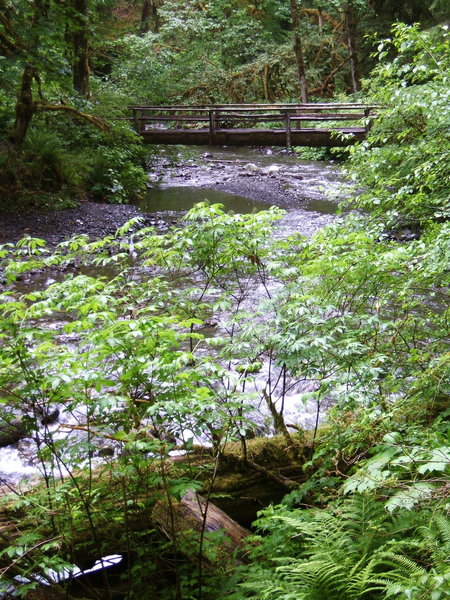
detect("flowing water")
(0, 147), (346, 486)
(136, 147), (344, 441)
(140, 147), (343, 237)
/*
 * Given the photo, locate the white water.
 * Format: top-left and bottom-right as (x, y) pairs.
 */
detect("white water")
(0, 148), (345, 485)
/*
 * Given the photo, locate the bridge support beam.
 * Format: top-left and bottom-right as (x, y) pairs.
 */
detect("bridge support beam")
(140, 128), (366, 147)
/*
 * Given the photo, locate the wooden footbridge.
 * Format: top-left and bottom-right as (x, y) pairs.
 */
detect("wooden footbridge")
(129, 103), (377, 148)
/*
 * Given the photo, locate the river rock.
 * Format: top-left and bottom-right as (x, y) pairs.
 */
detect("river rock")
(384, 225), (422, 242)
(40, 408), (60, 425)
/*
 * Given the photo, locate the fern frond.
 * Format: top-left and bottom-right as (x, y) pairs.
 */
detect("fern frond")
(377, 551), (427, 579)
(239, 573), (298, 600)
(434, 513), (450, 548)
(239, 498), (450, 600)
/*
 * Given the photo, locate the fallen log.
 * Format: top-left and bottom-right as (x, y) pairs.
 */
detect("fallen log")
(152, 490), (251, 564)
(0, 435), (309, 578)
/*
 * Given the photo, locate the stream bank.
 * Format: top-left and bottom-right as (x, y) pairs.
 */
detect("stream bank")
(0, 146), (343, 245)
(142, 146), (343, 238)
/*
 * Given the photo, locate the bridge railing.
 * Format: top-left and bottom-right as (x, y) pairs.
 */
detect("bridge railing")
(129, 104), (378, 147)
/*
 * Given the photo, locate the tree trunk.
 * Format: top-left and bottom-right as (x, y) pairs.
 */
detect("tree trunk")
(318, 9), (323, 34)
(72, 0), (90, 97)
(290, 0), (308, 103)
(344, 1), (361, 94)
(10, 64), (37, 146)
(140, 0), (161, 34)
(9, 0), (51, 145)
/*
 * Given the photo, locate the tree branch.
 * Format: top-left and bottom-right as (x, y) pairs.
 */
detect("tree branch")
(246, 458), (299, 490)
(0, 29), (22, 56)
(36, 104), (109, 131)
(310, 53), (352, 95)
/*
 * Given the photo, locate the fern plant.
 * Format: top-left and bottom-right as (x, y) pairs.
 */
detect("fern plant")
(375, 514), (450, 599)
(229, 497), (450, 600)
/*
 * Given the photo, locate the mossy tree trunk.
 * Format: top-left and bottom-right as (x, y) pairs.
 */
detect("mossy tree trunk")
(290, 0), (308, 103)
(344, 1), (361, 93)
(8, 0), (47, 145)
(140, 0), (161, 34)
(11, 64), (37, 146)
(72, 0), (90, 97)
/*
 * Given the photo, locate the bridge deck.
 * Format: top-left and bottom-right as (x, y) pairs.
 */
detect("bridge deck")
(130, 104), (377, 147)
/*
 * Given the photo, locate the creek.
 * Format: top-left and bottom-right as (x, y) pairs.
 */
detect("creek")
(141, 146), (342, 236)
(0, 146), (345, 487)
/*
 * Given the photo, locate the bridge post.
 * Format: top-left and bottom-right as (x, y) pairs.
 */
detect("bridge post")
(364, 107), (373, 133)
(133, 108), (140, 134)
(208, 109), (217, 146)
(285, 110), (292, 148)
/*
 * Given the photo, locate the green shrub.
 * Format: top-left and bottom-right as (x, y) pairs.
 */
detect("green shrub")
(346, 24), (450, 225)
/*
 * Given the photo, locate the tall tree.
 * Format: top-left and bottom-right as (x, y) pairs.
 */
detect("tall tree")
(6, 0), (48, 145)
(343, 1), (361, 93)
(72, 0), (90, 97)
(12, 64), (38, 146)
(0, 0), (105, 146)
(140, 0), (161, 34)
(290, 0), (308, 102)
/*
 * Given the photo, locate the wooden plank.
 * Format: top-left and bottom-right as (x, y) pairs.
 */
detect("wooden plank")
(139, 115), (210, 122)
(139, 113), (368, 126)
(129, 103), (378, 110)
(214, 112), (285, 118)
(152, 491), (251, 565)
(129, 104), (378, 114)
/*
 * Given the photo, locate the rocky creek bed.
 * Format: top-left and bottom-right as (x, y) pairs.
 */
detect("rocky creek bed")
(0, 146), (343, 245)
(0, 202), (147, 246)
(0, 146), (343, 484)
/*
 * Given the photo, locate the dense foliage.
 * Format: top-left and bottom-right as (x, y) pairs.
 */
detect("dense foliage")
(0, 4), (449, 600)
(1, 0), (447, 208)
(224, 23), (450, 600)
